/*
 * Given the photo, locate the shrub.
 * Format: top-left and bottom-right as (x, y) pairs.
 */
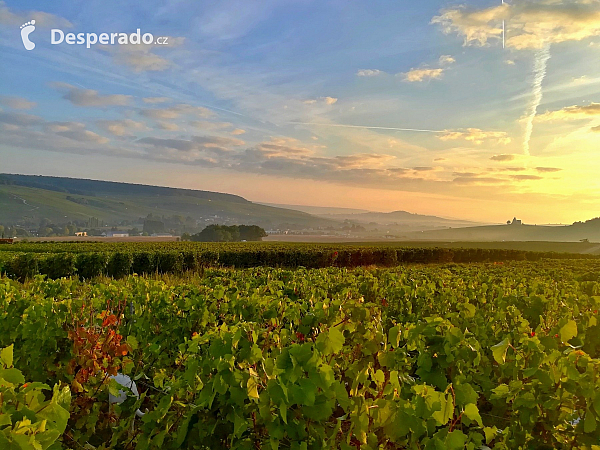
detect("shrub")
(106, 252), (133, 278)
(76, 252), (109, 279)
(39, 253), (77, 279)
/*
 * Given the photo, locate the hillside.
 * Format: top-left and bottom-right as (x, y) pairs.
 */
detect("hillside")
(325, 210), (485, 228)
(265, 205), (485, 230)
(0, 174), (334, 229)
(403, 220), (600, 242)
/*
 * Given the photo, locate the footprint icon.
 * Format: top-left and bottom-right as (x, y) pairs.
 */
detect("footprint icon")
(20, 20), (35, 50)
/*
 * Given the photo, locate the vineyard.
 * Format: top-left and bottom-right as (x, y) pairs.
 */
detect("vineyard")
(0, 241), (597, 281)
(1, 251), (600, 449)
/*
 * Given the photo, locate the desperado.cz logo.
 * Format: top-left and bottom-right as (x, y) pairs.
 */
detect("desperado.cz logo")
(20, 20), (36, 50)
(20, 21), (168, 50)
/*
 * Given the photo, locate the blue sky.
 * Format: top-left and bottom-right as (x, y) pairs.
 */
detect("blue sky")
(1, 0), (600, 222)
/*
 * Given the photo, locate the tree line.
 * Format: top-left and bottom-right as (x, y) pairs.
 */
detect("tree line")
(182, 224), (267, 242)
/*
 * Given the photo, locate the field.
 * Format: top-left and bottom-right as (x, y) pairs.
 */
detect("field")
(1, 243), (600, 449)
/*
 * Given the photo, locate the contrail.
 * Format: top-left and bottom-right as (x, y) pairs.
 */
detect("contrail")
(288, 121), (446, 133)
(523, 44), (551, 156)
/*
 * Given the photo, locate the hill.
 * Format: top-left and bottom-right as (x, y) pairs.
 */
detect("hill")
(0, 174), (334, 230)
(329, 210), (485, 228)
(264, 205), (485, 230)
(403, 220), (600, 242)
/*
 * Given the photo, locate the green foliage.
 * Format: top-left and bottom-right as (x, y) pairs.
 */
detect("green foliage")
(39, 253), (76, 279)
(191, 225), (240, 242)
(75, 252), (108, 279)
(0, 344), (71, 449)
(2, 260), (600, 448)
(143, 219), (166, 235)
(106, 251), (133, 278)
(132, 251), (157, 275)
(1, 241), (597, 281)
(5, 253), (39, 282)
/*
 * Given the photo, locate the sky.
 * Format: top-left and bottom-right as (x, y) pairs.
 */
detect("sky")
(1, 0), (600, 224)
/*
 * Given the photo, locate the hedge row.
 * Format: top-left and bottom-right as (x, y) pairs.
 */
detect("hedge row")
(0, 247), (596, 281)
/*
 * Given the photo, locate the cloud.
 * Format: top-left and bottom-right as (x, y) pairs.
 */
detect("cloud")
(0, 96), (36, 110)
(189, 120), (232, 130)
(143, 97), (171, 104)
(453, 175), (507, 185)
(97, 119), (148, 137)
(490, 154), (517, 161)
(140, 104), (214, 120)
(138, 135), (245, 152)
(99, 37), (185, 72)
(402, 68), (444, 82)
(114, 52), (172, 72)
(44, 122), (109, 144)
(50, 83), (131, 107)
(535, 166), (562, 172)
(0, 1), (72, 27)
(512, 174), (543, 181)
(432, 1), (600, 50)
(157, 121), (180, 131)
(438, 55), (455, 65)
(331, 153), (396, 169)
(401, 54), (455, 82)
(231, 128), (246, 135)
(303, 97), (338, 105)
(494, 167), (527, 172)
(132, 134), (246, 165)
(537, 102), (600, 121)
(357, 69), (383, 77)
(254, 137), (318, 158)
(0, 111), (43, 126)
(572, 75), (590, 85)
(439, 128), (511, 145)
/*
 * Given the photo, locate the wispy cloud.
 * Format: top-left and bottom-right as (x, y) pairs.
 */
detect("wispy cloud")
(490, 154), (517, 162)
(97, 119), (148, 137)
(143, 97), (171, 104)
(50, 82), (131, 107)
(432, 1), (600, 50)
(523, 45), (551, 156)
(304, 97), (338, 105)
(537, 102), (600, 121)
(0, 96), (36, 110)
(357, 69), (383, 77)
(0, 0), (72, 27)
(99, 37), (185, 73)
(402, 68), (444, 82)
(140, 104), (214, 120)
(439, 128), (510, 145)
(400, 54), (454, 82)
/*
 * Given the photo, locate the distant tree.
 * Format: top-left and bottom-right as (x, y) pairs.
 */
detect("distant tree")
(143, 219), (166, 235)
(181, 232), (191, 241)
(238, 225), (267, 241)
(191, 225), (232, 242)
(190, 225), (265, 242)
